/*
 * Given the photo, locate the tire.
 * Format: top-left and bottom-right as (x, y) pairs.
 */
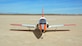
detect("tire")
(47, 24), (49, 28)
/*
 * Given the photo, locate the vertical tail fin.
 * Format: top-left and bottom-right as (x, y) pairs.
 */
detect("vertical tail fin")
(42, 8), (44, 17)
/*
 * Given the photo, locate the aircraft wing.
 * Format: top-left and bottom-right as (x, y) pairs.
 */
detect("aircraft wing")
(49, 24), (76, 28)
(11, 24), (36, 28)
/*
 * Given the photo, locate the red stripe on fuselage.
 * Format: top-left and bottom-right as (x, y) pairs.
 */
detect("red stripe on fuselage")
(40, 24), (42, 31)
(44, 24), (47, 31)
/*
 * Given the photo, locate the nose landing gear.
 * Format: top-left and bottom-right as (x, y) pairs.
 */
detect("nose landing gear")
(42, 30), (44, 32)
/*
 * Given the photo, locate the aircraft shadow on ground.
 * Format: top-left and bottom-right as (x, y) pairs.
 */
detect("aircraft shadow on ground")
(10, 29), (70, 39)
(10, 28), (42, 39)
(46, 29), (70, 32)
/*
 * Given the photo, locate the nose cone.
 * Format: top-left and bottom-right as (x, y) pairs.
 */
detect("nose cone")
(39, 24), (47, 32)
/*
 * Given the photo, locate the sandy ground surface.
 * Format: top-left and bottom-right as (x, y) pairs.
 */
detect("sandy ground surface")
(0, 15), (82, 46)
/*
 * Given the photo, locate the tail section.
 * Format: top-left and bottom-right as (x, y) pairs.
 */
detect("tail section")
(42, 8), (44, 17)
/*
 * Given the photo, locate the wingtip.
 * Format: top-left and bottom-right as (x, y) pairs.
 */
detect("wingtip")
(10, 24), (22, 26)
(64, 24), (76, 26)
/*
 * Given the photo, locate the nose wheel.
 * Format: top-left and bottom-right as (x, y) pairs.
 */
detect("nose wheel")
(42, 30), (44, 32)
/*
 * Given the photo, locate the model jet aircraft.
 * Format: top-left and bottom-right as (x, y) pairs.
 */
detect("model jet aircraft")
(11, 8), (76, 33)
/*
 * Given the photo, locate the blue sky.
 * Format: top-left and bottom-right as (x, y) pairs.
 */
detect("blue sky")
(0, 0), (82, 14)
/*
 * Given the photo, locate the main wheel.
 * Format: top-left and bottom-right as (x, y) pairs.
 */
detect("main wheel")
(47, 24), (49, 28)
